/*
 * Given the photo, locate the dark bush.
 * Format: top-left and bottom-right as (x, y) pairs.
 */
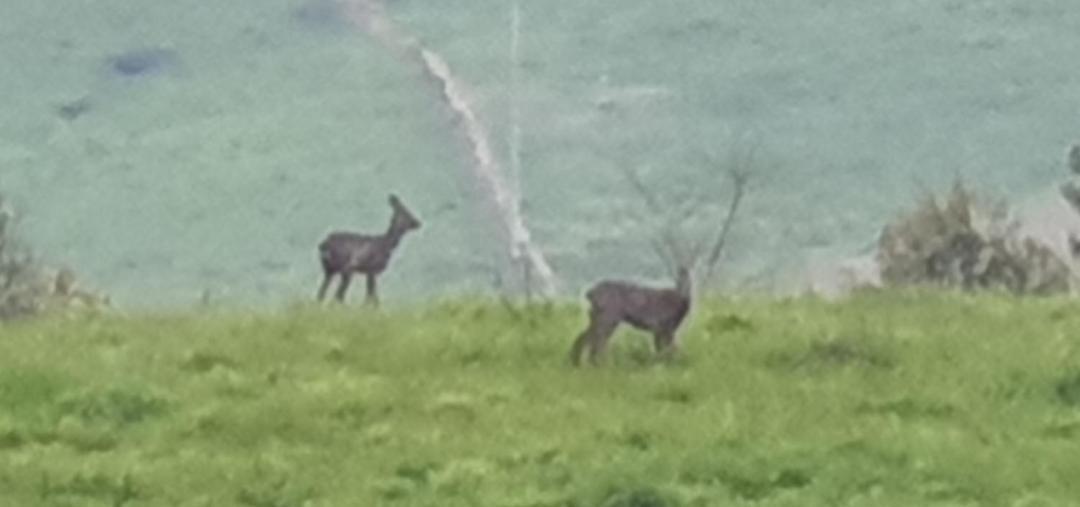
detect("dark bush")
(1055, 371), (1080, 407)
(877, 182), (1072, 295)
(0, 197), (50, 320)
(0, 195), (109, 321)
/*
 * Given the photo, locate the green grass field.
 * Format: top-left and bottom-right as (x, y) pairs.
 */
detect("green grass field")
(2, 291), (1080, 506)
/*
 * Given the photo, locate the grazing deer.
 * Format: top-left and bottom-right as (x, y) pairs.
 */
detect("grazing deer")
(569, 265), (692, 366)
(316, 194), (421, 305)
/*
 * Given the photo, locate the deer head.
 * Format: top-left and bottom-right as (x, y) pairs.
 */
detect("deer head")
(388, 194), (422, 233)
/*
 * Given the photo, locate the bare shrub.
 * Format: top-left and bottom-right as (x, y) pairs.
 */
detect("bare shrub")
(0, 196), (108, 321)
(1059, 142), (1080, 213)
(0, 198), (49, 320)
(877, 182), (1073, 295)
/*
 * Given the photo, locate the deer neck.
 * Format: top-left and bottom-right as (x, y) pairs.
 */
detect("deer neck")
(382, 222), (409, 247)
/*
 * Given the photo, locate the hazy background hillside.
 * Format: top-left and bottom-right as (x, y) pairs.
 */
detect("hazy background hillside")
(2, 0), (1079, 308)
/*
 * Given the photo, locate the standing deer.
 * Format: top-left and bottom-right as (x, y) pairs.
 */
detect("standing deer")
(316, 194), (421, 305)
(569, 164), (749, 366)
(569, 264), (692, 366)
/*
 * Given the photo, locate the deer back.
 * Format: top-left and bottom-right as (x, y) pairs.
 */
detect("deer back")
(587, 280), (690, 331)
(319, 232), (393, 273)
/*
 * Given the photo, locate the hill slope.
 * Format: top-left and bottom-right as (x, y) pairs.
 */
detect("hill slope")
(1, 292), (1079, 505)
(3, 0), (1080, 307)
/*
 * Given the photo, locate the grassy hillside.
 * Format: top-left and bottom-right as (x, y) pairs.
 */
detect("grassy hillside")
(3, 0), (1079, 307)
(2, 291), (1080, 505)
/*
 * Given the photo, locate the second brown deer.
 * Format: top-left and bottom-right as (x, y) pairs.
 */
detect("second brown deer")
(569, 265), (692, 366)
(316, 194), (421, 306)
(569, 164), (749, 366)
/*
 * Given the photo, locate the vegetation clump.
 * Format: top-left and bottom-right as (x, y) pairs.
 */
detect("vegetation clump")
(0, 197), (50, 320)
(877, 182), (1073, 295)
(600, 486), (676, 507)
(0, 195), (108, 321)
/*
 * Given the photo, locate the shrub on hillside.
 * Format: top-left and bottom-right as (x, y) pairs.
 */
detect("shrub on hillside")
(877, 182), (1073, 295)
(0, 198), (49, 320)
(1059, 142), (1080, 216)
(0, 196), (107, 321)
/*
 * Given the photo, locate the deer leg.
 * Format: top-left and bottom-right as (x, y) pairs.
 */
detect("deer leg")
(587, 321), (620, 365)
(582, 313), (620, 366)
(569, 325), (593, 367)
(365, 273), (379, 307)
(316, 271), (334, 302)
(570, 308), (617, 366)
(334, 272), (353, 303)
(653, 329), (678, 361)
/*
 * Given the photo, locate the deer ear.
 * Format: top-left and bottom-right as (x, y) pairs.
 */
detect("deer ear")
(388, 194), (401, 207)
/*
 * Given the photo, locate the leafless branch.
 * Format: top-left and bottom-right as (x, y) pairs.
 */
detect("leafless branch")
(620, 165), (693, 272)
(621, 151), (754, 286)
(621, 165), (666, 219)
(702, 168), (749, 284)
(690, 139), (762, 286)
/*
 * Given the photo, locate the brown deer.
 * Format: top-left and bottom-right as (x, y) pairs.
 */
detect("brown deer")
(569, 164), (749, 366)
(569, 264), (692, 366)
(316, 194), (421, 305)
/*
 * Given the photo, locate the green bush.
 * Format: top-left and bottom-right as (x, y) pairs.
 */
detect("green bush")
(877, 182), (1072, 294)
(0, 196), (50, 320)
(0, 195), (108, 321)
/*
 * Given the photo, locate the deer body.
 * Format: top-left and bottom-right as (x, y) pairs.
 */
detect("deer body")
(567, 164), (748, 366)
(570, 267), (691, 366)
(317, 195), (420, 305)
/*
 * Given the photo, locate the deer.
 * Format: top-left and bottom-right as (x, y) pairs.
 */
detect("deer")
(569, 163), (749, 366)
(316, 194), (421, 306)
(569, 262), (693, 366)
